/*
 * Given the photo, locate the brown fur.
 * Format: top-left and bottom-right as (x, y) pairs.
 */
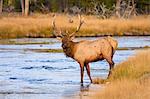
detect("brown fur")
(61, 36), (118, 83)
(62, 38), (77, 58)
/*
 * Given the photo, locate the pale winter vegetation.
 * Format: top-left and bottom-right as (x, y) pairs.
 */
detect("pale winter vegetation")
(0, 14), (150, 39)
(0, 0), (150, 38)
(87, 50), (150, 99)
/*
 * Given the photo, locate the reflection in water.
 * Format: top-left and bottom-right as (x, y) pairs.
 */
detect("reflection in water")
(78, 83), (103, 99)
(80, 83), (91, 92)
(80, 83), (91, 99)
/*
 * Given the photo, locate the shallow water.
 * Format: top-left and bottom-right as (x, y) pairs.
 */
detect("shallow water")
(0, 36), (150, 99)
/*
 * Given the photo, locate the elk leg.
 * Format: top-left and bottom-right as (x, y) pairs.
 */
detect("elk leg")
(85, 64), (93, 83)
(106, 58), (114, 79)
(108, 62), (114, 78)
(79, 63), (84, 83)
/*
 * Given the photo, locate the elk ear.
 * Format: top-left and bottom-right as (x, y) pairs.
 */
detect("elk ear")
(69, 34), (75, 40)
(70, 36), (75, 40)
(56, 36), (62, 41)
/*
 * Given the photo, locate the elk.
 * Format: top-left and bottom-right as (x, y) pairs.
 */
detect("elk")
(52, 14), (118, 83)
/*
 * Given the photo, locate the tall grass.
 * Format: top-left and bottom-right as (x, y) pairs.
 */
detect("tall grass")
(0, 15), (52, 38)
(110, 50), (150, 80)
(89, 50), (150, 99)
(0, 14), (150, 38)
(92, 78), (150, 99)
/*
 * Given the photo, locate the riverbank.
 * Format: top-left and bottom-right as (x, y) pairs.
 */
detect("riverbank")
(0, 37), (150, 52)
(86, 50), (150, 99)
(0, 14), (150, 39)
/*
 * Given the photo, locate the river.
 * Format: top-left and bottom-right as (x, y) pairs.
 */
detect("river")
(0, 36), (150, 99)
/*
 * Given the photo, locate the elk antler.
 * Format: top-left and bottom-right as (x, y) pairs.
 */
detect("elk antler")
(52, 14), (62, 38)
(69, 14), (84, 37)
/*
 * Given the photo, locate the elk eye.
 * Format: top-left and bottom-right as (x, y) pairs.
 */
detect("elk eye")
(62, 44), (66, 48)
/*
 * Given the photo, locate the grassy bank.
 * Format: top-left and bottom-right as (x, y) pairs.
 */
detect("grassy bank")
(0, 14), (150, 39)
(89, 50), (150, 99)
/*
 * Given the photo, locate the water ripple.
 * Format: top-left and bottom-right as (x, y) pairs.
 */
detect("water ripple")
(25, 59), (74, 63)
(9, 77), (50, 84)
(21, 65), (76, 71)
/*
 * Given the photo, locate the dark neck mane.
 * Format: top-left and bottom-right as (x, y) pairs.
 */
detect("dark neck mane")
(62, 41), (76, 58)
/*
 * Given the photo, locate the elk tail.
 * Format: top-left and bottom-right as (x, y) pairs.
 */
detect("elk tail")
(107, 36), (118, 51)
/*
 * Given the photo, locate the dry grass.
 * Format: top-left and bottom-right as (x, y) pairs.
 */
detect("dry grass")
(92, 77), (106, 84)
(92, 78), (150, 99)
(0, 14), (150, 38)
(0, 14), (52, 38)
(86, 50), (150, 99)
(110, 50), (150, 80)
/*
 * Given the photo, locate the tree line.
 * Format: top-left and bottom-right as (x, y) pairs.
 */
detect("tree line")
(0, 0), (149, 17)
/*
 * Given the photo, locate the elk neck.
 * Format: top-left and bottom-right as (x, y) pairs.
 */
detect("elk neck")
(62, 40), (77, 58)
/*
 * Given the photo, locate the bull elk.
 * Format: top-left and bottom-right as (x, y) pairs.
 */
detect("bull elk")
(52, 14), (118, 83)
